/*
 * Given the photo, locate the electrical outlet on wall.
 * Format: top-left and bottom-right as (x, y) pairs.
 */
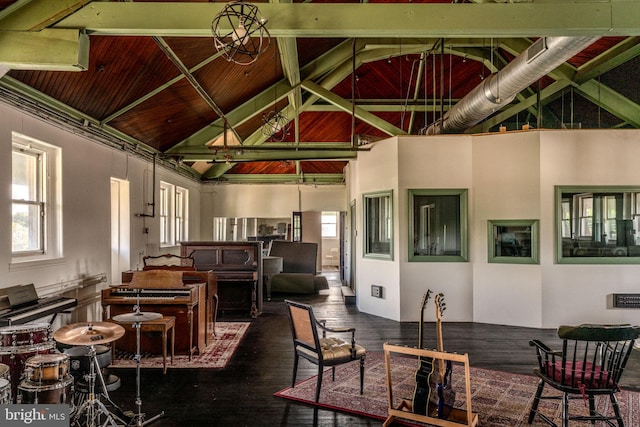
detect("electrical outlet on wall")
(371, 284), (383, 298)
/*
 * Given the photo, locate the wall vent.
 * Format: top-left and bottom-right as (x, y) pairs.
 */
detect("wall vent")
(613, 293), (640, 308)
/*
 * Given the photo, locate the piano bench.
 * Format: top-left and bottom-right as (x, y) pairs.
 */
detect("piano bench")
(110, 315), (176, 374)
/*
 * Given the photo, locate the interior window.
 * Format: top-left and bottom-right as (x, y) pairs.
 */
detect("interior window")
(409, 189), (468, 262)
(363, 191), (393, 259)
(557, 186), (640, 263)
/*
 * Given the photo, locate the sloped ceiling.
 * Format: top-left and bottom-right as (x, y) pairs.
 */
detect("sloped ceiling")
(1, 0), (639, 184)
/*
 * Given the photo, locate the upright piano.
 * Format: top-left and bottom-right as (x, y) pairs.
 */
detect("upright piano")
(180, 241), (262, 317)
(101, 270), (206, 357)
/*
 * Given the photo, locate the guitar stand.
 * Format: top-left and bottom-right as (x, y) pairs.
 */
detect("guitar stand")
(71, 345), (129, 427)
(382, 343), (479, 427)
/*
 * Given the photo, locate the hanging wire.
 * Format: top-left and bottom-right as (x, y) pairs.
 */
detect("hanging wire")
(262, 50), (289, 141)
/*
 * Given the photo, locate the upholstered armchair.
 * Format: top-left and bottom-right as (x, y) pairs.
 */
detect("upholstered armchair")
(285, 299), (366, 402)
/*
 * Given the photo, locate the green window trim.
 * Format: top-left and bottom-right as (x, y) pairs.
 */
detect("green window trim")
(555, 185), (640, 264)
(488, 219), (539, 264)
(363, 190), (393, 260)
(409, 189), (468, 262)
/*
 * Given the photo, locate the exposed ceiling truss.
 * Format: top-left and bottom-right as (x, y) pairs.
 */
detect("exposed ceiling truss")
(1, 1), (640, 183)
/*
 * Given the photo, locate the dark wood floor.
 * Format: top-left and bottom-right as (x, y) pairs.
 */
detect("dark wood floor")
(101, 274), (640, 427)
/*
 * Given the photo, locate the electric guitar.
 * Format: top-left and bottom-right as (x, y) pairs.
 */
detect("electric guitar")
(411, 290), (433, 415)
(434, 293), (455, 419)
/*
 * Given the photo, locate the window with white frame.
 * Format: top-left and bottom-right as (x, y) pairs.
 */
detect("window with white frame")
(321, 211), (338, 238)
(175, 186), (188, 243)
(12, 133), (62, 262)
(159, 181), (188, 247)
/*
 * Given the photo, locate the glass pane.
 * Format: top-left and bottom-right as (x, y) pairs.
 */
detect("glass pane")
(493, 225), (532, 257)
(12, 203), (42, 252)
(364, 192), (392, 258)
(558, 187), (640, 260)
(412, 194), (461, 256)
(12, 150), (38, 201)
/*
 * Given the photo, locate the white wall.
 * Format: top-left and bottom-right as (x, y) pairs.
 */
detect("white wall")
(0, 101), (200, 322)
(200, 183), (346, 240)
(349, 139), (401, 320)
(350, 129), (640, 328)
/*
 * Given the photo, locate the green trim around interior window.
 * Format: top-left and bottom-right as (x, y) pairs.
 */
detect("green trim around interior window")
(555, 185), (640, 265)
(363, 190), (393, 260)
(488, 219), (539, 264)
(408, 189), (468, 262)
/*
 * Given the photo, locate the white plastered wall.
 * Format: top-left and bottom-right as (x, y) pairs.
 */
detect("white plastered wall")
(350, 129), (640, 328)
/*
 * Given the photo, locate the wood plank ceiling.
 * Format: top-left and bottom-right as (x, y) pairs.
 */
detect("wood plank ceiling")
(1, 0), (639, 184)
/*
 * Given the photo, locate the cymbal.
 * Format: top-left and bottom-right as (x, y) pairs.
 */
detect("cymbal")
(53, 322), (125, 346)
(112, 311), (162, 323)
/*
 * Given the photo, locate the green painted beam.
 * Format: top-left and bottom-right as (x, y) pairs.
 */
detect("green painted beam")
(575, 37), (640, 84)
(170, 39), (359, 152)
(0, 28), (88, 70)
(577, 79), (640, 128)
(209, 173), (345, 184)
(0, 0), (89, 31)
(301, 80), (407, 136)
(55, 2), (637, 37)
(172, 148), (359, 163)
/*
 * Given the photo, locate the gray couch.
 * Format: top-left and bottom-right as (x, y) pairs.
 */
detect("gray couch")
(266, 241), (328, 298)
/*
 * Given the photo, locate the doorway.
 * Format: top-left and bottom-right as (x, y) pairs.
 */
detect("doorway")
(110, 178), (130, 284)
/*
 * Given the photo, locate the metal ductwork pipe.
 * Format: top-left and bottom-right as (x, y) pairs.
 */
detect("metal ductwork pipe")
(428, 36), (599, 135)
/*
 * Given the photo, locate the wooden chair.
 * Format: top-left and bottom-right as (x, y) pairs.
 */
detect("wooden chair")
(528, 323), (640, 427)
(285, 299), (366, 402)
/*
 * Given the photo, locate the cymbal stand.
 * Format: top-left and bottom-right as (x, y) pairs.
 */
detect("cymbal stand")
(71, 345), (124, 427)
(129, 317), (164, 427)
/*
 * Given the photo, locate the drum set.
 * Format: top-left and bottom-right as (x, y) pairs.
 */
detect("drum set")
(0, 305), (165, 427)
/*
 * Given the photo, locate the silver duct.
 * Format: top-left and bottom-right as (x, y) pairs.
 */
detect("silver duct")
(428, 36), (599, 134)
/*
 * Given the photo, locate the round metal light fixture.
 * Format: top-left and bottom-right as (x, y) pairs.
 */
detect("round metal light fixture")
(262, 110), (290, 141)
(211, 2), (270, 66)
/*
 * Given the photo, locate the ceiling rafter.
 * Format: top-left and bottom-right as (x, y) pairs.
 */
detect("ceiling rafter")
(54, 2), (638, 38)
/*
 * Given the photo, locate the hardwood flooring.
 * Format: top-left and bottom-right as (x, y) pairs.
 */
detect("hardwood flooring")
(102, 274), (640, 426)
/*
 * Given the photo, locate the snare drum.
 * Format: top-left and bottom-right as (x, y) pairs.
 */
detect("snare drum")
(25, 353), (69, 383)
(0, 378), (10, 404)
(0, 323), (51, 348)
(18, 374), (74, 405)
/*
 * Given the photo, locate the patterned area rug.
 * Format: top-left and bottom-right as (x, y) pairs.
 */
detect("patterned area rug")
(111, 322), (249, 369)
(274, 352), (640, 426)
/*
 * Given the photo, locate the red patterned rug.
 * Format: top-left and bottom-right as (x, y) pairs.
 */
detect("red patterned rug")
(111, 322), (249, 369)
(274, 352), (640, 426)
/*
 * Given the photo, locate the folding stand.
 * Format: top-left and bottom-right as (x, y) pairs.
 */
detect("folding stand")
(383, 343), (478, 427)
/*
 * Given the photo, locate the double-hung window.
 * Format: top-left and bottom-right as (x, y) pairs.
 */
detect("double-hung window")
(160, 181), (188, 247)
(11, 133), (62, 263)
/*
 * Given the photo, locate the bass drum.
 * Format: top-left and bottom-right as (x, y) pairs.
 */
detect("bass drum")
(18, 374), (74, 405)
